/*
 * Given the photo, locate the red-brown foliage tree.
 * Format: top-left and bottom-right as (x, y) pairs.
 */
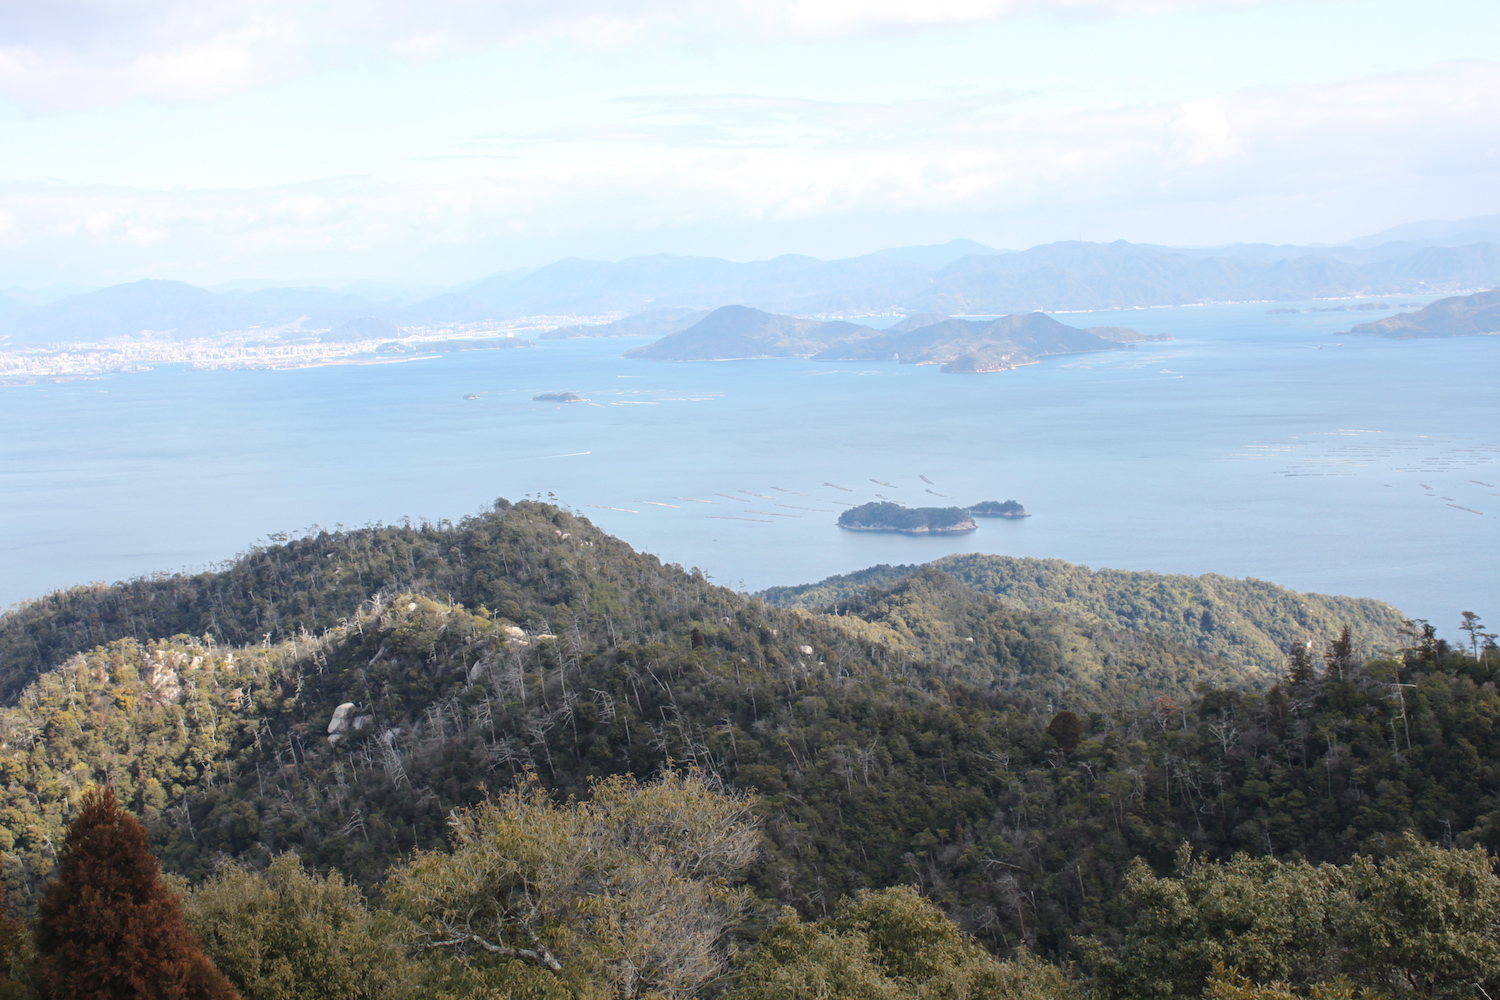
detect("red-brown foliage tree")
(34, 788), (240, 1000)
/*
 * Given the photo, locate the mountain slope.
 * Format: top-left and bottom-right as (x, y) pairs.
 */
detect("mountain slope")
(814, 313), (1124, 366)
(626, 306), (1127, 366)
(404, 253), (933, 322)
(0, 499), (1493, 966)
(622, 305), (877, 360)
(0, 503), (1235, 887)
(540, 306), (711, 339)
(1, 280), (270, 346)
(1345, 213), (1500, 248)
(1348, 287), (1500, 338)
(759, 552), (1411, 676)
(0, 292), (24, 321)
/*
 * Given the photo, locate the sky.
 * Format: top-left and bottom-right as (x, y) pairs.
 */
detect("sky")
(0, 0), (1497, 287)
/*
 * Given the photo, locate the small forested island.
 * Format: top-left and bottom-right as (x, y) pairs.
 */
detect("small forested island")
(968, 499), (1031, 517)
(533, 391), (585, 402)
(837, 501), (977, 533)
(627, 304), (1141, 371)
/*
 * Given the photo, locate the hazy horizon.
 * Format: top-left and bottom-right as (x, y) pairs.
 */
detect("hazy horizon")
(6, 217), (1500, 300)
(2, 1), (1498, 288)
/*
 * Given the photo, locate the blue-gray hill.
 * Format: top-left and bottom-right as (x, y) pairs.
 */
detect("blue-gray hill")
(813, 312), (1123, 366)
(541, 306), (711, 340)
(626, 305), (1129, 368)
(1, 279), (269, 346)
(1347, 287), (1500, 338)
(623, 305), (877, 360)
(7, 239), (1500, 347)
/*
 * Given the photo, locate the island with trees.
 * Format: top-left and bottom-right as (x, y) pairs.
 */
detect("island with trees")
(837, 501), (977, 533)
(626, 304), (1142, 371)
(533, 391), (586, 402)
(968, 499), (1031, 517)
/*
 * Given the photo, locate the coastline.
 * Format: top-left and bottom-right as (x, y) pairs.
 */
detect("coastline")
(838, 521), (977, 535)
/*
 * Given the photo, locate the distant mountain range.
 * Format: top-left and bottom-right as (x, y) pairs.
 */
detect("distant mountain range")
(1348, 288), (1500, 338)
(2, 221), (1497, 348)
(0, 280), (398, 348)
(624, 305), (1139, 372)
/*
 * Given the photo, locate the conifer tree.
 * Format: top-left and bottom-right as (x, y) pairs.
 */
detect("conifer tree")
(1323, 625), (1354, 679)
(34, 788), (240, 1000)
(1286, 642), (1317, 685)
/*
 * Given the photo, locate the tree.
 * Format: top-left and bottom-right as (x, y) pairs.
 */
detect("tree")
(1339, 840), (1500, 998)
(34, 787), (240, 1000)
(1085, 838), (1500, 1000)
(724, 909), (904, 1000)
(726, 887), (1075, 1000)
(1323, 627), (1354, 680)
(1286, 643), (1317, 686)
(1458, 612), (1496, 661)
(178, 855), (417, 1000)
(1046, 712), (1084, 752)
(386, 771), (760, 1000)
(0, 885), (31, 1000)
(1084, 847), (1346, 1000)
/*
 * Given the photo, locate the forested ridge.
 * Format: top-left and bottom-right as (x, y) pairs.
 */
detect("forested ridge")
(760, 553), (1411, 677)
(0, 500), (1494, 1000)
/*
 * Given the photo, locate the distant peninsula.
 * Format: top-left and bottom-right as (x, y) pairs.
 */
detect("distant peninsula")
(533, 391), (586, 403)
(1347, 288), (1499, 338)
(628, 305), (1141, 372)
(968, 499), (1030, 518)
(837, 502), (977, 534)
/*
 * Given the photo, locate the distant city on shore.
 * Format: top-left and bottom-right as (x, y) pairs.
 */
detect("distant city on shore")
(3, 223), (1498, 385)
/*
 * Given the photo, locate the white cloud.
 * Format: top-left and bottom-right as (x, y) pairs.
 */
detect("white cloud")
(0, 2), (306, 109)
(0, 59), (1494, 283)
(0, 0), (1283, 109)
(740, 0), (1272, 37)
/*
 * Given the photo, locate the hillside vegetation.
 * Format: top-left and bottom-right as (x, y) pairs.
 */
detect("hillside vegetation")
(759, 553), (1410, 679)
(0, 501), (1494, 1000)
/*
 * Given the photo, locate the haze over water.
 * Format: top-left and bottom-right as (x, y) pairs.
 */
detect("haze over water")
(1, 300), (1495, 633)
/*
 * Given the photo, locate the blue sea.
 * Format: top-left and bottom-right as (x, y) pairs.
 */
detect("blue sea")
(2, 301), (1496, 635)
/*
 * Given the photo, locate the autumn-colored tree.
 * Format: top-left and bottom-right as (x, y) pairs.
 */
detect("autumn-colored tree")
(387, 770), (760, 1000)
(34, 788), (240, 1000)
(1046, 711), (1084, 752)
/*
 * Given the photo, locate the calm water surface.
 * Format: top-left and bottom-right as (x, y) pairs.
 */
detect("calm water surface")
(1, 301), (1496, 632)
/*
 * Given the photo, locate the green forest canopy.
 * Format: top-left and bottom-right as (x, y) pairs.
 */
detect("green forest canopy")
(0, 500), (1493, 1000)
(837, 502), (975, 531)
